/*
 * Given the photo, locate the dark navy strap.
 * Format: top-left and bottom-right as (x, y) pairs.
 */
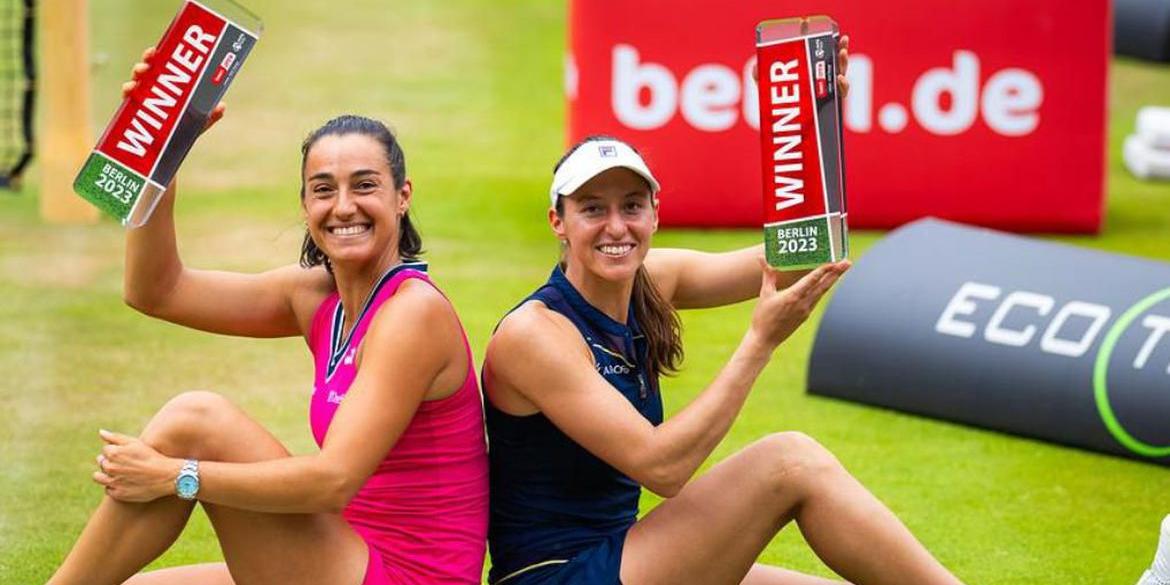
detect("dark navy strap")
(325, 260), (427, 380)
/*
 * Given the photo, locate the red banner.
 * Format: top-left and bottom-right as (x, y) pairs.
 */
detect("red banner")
(567, 0), (1109, 232)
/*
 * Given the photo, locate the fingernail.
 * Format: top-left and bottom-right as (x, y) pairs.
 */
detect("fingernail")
(99, 428), (110, 436)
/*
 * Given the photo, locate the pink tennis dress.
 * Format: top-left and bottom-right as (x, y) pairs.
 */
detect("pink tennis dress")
(308, 262), (488, 585)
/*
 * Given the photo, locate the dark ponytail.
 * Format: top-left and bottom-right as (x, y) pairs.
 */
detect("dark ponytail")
(631, 265), (684, 379)
(298, 115), (423, 273)
(554, 135), (683, 380)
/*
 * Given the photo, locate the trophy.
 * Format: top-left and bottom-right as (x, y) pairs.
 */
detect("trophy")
(755, 16), (847, 269)
(74, 0), (262, 227)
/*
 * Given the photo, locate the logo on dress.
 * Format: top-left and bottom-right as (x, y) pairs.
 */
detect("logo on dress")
(600, 363), (632, 376)
(327, 390), (345, 405)
(342, 347), (356, 366)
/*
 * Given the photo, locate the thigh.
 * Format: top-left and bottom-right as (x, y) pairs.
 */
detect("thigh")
(620, 435), (813, 585)
(149, 392), (370, 585)
(124, 562), (235, 585)
(741, 564), (844, 585)
(203, 505), (368, 585)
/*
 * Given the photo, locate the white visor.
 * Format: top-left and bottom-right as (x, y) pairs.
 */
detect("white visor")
(549, 140), (660, 207)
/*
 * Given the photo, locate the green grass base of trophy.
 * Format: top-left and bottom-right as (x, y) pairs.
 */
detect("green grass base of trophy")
(74, 185), (135, 223)
(73, 153), (141, 223)
(772, 260), (843, 271)
(764, 215), (841, 269)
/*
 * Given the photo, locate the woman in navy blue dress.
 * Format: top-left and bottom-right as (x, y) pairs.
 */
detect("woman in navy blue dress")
(481, 129), (964, 585)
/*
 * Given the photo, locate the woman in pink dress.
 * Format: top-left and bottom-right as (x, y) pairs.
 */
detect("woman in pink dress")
(47, 51), (487, 585)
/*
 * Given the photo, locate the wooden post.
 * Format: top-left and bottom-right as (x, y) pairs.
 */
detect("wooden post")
(40, 0), (99, 224)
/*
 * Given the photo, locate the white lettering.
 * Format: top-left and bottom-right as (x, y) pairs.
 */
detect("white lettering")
(606, 47), (1043, 137)
(141, 85), (177, 129)
(1133, 314), (1170, 371)
(767, 62), (804, 212)
(172, 45), (203, 73)
(912, 50), (980, 136)
(773, 175), (804, 211)
(984, 291), (1054, 347)
(136, 109), (162, 131)
(565, 53), (579, 100)
(936, 282), (1001, 338)
(612, 44), (677, 130)
(600, 364), (632, 376)
(115, 118), (154, 156)
(1039, 301), (1112, 357)
(982, 68), (1043, 136)
(742, 57), (759, 130)
(769, 59), (799, 83)
(680, 64), (739, 131)
(157, 60), (193, 97)
(843, 54), (873, 132)
(182, 25), (216, 54)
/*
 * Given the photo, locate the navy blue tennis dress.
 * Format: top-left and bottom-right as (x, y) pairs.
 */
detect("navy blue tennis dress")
(486, 266), (664, 585)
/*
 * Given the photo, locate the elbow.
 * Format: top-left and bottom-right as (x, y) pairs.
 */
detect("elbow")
(123, 279), (171, 317)
(643, 477), (685, 499)
(631, 440), (691, 498)
(640, 463), (688, 499)
(123, 269), (181, 317)
(317, 466), (362, 514)
(123, 291), (161, 317)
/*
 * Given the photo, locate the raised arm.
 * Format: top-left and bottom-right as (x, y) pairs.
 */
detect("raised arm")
(119, 49), (327, 338)
(123, 178), (327, 338)
(97, 280), (457, 512)
(487, 260), (848, 498)
(644, 245), (806, 310)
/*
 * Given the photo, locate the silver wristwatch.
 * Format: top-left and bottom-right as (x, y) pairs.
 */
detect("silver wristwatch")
(175, 459), (200, 500)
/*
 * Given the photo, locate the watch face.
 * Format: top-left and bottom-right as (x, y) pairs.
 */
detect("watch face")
(177, 474), (199, 498)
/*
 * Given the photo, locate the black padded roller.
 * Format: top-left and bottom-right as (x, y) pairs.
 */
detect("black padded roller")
(1115, 0), (1170, 62)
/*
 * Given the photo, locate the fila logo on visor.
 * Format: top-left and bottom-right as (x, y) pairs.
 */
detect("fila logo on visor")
(599, 145), (617, 158)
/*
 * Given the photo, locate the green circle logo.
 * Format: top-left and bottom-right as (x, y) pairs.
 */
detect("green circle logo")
(1093, 287), (1170, 457)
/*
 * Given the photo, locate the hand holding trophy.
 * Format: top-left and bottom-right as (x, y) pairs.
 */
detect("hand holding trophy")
(73, 0), (261, 227)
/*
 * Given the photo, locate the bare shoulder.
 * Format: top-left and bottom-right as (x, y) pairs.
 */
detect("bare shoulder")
(369, 277), (454, 332)
(356, 277), (464, 396)
(284, 264), (337, 332)
(485, 301), (592, 413)
(489, 300), (584, 363)
(642, 248), (684, 302)
(287, 264), (335, 297)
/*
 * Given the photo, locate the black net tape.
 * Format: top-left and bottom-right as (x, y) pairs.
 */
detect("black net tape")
(0, 0), (33, 189)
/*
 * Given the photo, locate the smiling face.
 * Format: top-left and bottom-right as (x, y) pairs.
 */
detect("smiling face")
(301, 133), (410, 273)
(551, 167), (658, 285)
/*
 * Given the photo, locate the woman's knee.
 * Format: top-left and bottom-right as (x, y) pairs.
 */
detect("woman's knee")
(142, 390), (236, 457)
(749, 431), (842, 493)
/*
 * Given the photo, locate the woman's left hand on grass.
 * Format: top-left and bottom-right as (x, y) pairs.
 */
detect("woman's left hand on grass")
(93, 429), (182, 503)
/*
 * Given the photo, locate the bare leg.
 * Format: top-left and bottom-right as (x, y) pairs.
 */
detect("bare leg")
(741, 564), (844, 585)
(621, 432), (962, 585)
(48, 391), (368, 585)
(49, 392), (223, 585)
(124, 563), (235, 585)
